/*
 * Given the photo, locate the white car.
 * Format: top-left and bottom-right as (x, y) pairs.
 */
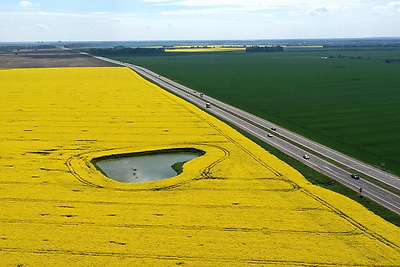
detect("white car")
(303, 154), (310, 159)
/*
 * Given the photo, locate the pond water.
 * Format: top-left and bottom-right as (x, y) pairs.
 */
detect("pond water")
(93, 151), (202, 183)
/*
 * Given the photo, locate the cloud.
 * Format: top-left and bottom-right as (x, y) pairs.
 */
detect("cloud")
(310, 7), (329, 15)
(373, 1), (400, 15)
(151, 0), (343, 9)
(2, 0), (400, 42)
(157, 0), (288, 17)
(160, 6), (249, 16)
(19, 1), (33, 7)
(36, 23), (50, 30)
(143, 0), (174, 2)
(163, 0), (238, 7)
(306, 5), (351, 16)
(111, 17), (122, 23)
(153, 0), (357, 17)
(12, 11), (136, 19)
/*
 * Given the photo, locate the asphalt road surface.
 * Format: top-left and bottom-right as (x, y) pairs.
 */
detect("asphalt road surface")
(92, 55), (400, 215)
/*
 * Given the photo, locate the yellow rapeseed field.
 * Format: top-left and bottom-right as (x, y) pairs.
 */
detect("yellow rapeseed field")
(166, 45), (245, 53)
(0, 67), (399, 266)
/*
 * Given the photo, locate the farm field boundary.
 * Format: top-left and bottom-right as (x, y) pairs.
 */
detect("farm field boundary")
(0, 48), (118, 68)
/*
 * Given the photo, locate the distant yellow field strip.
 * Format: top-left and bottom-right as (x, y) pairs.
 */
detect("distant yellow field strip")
(165, 45), (245, 52)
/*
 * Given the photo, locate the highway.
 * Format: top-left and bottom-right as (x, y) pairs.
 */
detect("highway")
(92, 55), (400, 215)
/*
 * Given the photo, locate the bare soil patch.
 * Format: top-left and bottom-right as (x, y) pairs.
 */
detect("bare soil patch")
(0, 48), (118, 68)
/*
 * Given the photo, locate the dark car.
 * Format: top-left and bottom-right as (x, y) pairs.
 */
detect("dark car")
(271, 127), (277, 131)
(351, 173), (360, 179)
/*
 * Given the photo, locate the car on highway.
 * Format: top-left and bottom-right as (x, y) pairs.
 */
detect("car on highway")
(206, 103), (211, 108)
(303, 154), (310, 159)
(200, 93), (204, 97)
(271, 127), (277, 131)
(267, 133), (273, 137)
(351, 173), (360, 179)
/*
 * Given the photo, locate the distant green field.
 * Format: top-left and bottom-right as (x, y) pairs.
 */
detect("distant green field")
(113, 47), (400, 175)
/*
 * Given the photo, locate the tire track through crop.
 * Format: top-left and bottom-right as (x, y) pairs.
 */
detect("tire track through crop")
(0, 246), (386, 266)
(65, 143), (230, 191)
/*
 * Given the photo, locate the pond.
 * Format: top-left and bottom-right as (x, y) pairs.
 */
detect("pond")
(93, 149), (204, 183)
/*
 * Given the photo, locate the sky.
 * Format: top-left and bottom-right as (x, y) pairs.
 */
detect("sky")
(1, 0), (400, 42)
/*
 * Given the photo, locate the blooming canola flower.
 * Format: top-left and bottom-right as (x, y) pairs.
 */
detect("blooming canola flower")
(165, 45), (245, 52)
(0, 67), (399, 265)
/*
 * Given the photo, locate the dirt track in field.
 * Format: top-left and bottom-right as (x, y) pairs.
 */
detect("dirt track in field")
(0, 48), (118, 68)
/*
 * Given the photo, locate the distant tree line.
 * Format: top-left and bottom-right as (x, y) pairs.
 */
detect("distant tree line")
(325, 54), (400, 64)
(246, 46), (283, 53)
(0, 45), (56, 53)
(64, 43), (89, 49)
(385, 59), (400, 64)
(88, 47), (165, 56)
(327, 55), (371, 59)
